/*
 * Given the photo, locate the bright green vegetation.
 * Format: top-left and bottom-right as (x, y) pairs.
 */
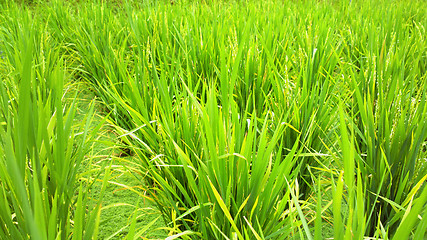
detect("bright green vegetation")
(74, 90), (168, 239)
(0, 0), (426, 239)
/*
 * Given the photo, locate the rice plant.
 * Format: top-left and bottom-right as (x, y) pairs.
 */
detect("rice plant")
(0, 5), (107, 239)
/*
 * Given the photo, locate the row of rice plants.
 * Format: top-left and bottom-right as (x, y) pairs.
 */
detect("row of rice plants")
(0, 4), (110, 239)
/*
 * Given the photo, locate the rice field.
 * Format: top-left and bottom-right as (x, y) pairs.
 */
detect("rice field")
(0, 0), (426, 239)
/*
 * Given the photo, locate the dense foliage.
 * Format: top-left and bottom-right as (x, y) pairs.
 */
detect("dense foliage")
(0, 0), (426, 239)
